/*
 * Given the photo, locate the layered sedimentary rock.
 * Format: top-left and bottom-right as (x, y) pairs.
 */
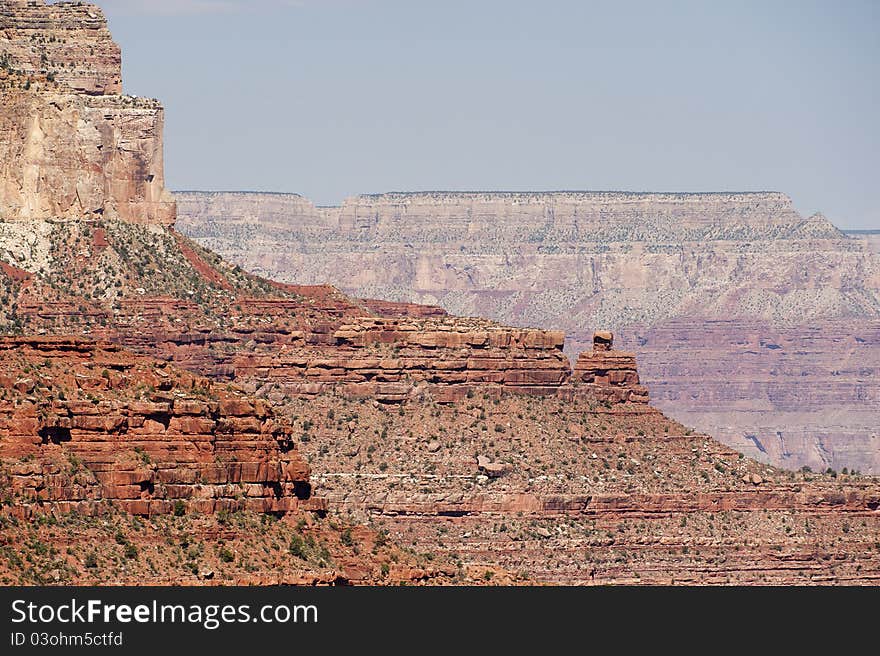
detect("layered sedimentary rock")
(176, 191), (880, 473)
(280, 392), (880, 585)
(3, 1), (880, 587)
(0, 2), (175, 224)
(0, 336), (317, 516)
(570, 336), (650, 404)
(846, 230), (880, 255)
(0, 217), (646, 405)
(607, 320), (880, 474)
(0, 336), (464, 585)
(0, 0), (121, 95)
(0, 86), (175, 224)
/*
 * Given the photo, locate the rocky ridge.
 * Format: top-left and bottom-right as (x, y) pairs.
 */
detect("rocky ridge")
(176, 190), (880, 473)
(0, 336), (316, 517)
(0, 336), (460, 585)
(0, 216), (649, 406)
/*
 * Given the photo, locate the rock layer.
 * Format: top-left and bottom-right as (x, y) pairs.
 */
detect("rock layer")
(846, 230), (880, 255)
(176, 191), (880, 473)
(0, 337), (317, 516)
(0, 0), (121, 95)
(2, 1), (880, 587)
(0, 216), (648, 408)
(0, 2), (175, 224)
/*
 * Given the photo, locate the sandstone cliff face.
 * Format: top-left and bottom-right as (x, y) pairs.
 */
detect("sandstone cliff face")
(0, 336), (463, 585)
(0, 2), (175, 225)
(177, 190), (841, 244)
(0, 0), (121, 95)
(0, 85), (175, 224)
(334, 191), (840, 241)
(0, 337), (317, 516)
(176, 191), (880, 473)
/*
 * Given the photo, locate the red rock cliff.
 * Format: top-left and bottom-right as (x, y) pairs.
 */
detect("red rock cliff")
(0, 337), (318, 517)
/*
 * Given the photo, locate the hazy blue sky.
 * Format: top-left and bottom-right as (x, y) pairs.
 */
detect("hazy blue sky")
(100, 0), (878, 228)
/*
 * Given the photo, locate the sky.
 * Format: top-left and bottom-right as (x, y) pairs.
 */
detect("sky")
(98, 0), (878, 229)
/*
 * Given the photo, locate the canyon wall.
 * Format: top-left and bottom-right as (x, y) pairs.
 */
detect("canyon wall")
(846, 230), (880, 256)
(176, 191), (880, 473)
(0, 0), (121, 95)
(0, 337), (317, 516)
(2, 1), (880, 586)
(0, 212), (651, 409)
(0, 1), (175, 224)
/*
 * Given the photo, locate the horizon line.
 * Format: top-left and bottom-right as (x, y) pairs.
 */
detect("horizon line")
(174, 188), (788, 202)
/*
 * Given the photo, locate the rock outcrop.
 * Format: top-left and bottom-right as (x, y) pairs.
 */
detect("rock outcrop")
(0, 0), (121, 95)
(176, 190), (880, 474)
(0, 215), (649, 408)
(0, 336), (317, 516)
(570, 333), (649, 404)
(0, 1), (175, 224)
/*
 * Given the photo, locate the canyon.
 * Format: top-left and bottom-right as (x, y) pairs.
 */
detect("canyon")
(176, 191), (880, 474)
(1, 0), (879, 586)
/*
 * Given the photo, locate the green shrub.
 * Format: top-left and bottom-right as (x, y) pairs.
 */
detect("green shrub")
(289, 534), (307, 559)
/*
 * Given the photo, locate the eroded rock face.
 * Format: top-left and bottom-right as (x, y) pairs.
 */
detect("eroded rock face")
(2, 1), (879, 587)
(0, 2), (175, 225)
(0, 218), (650, 407)
(605, 320), (880, 474)
(846, 230), (880, 255)
(0, 86), (175, 224)
(571, 347), (649, 404)
(281, 392), (880, 585)
(176, 191), (880, 473)
(0, 337), (316, 516)
(0, 0), (121, 95)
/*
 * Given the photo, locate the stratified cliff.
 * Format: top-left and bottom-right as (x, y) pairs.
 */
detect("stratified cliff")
(846, 230), (880, 255)
(3, 1), (880, 586)
(0, 214), (648, 407)
(0, 0), (121, 95)
(0, 336), (315, 517)
(0, 2), (458, 585)
(0, 1), (175, 224)
(176, 191), (880, 474)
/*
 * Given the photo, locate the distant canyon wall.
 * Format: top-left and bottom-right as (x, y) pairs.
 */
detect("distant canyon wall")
(176, 190), (880, 474)
(845, 231), (880, 256)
